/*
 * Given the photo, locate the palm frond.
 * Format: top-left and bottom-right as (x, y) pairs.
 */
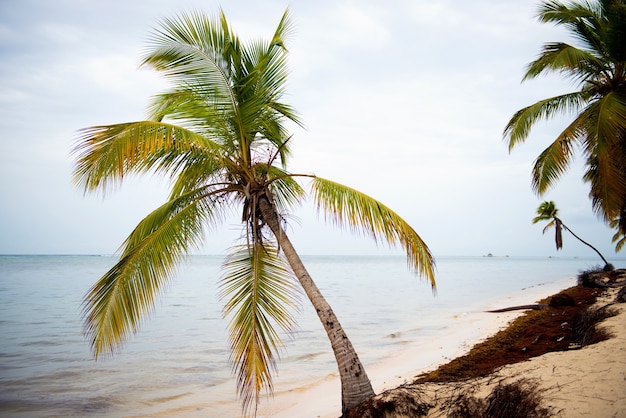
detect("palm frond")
(611, 217), (626, 252)
(219, 242), (300, 414)
(504, 92), (586, 150)
(72, 121), (225, 194)
(613, 233), (625, 252)
(146, 89), (237, 143)
(582, 91), (626, 155)
(310, 177), (435, 287)
(141, 10), (238, 113)
(554, 218), (564, 249)
(523, 42), (606, 82)
(579, 92), (626, 220)
(541, 220), (556, 234)
(82, 188), (217, 358)
(530, 116), (582, 194)
(537, 0), (607, 55)
(235, 10), (302, 162)
(265, 166), (306, 213)
(605, 2), (626, 61)
(533, 200), (558, 224)
(166, 150), (235, 199)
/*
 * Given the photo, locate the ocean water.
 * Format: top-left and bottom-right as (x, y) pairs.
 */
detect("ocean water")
(0, 255), (612, 417)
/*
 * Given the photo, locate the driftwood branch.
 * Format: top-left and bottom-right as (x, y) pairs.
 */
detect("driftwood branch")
(486, 304), (548, 313)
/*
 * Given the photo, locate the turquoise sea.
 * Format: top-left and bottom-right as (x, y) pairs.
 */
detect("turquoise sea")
(0, 255), (616, 417)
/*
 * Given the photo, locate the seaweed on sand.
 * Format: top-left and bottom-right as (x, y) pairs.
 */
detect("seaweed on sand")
(447, 378), (553, 418)
(414, 285), (602, 383)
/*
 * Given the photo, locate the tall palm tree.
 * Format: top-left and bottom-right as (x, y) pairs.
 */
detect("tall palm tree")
(533, 201), (612, 268)
(72, 9), (435, 416)
(504, 0), (626, 249)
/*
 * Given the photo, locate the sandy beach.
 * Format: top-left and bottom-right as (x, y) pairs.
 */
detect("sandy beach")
(256, 286), (625, 418)
(255, 312), (520, 418)
(412, 287), (626, 418)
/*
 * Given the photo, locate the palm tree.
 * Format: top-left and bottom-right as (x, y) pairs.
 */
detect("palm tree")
(533, 201), (613, 269)
(72, 9), (435, 416)
(504, 0), (626, 249)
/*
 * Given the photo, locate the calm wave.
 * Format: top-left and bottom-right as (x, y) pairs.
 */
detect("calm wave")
(0, 255), (612, 417)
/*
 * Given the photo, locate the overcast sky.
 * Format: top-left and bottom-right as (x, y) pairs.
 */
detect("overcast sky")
(0, 0), (621, 261)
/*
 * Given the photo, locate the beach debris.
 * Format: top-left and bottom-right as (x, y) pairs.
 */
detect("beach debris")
(571, 303), (619, 347)
(487, 291), (577, 313)
(548, 292), (575, 307)
(578, 268), (626, 288)
(345, 384), (433, 418)
(445, 378), (555, 418)
(485, 304), (547, 313)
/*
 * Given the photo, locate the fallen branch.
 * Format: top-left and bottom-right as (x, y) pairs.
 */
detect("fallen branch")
(486, 304), (548, 313)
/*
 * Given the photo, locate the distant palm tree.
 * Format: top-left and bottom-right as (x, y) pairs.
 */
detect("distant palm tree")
(72, 9), (435, 416)
(533, 201), (612, 269)
(504, 0), (626, 249)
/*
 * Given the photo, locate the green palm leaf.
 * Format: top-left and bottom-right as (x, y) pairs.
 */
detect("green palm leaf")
(504, 92), (586, 150)
(265, 165), (306, 212)
(523, 42), (605, 82)
(580, 92), (626, 220)
(310, 177), (435, 287)
(146, 89), (236, 144)
(83, 189), (217, 357)
(219, 242), (300, 414)
(504, 0), (626, 242)
(538, 0), (606, 53)
(72, 121), (225, 193)
(611, 217), (626, 252)
(142, 11), (238, 112)
(530, 112), (584, 193)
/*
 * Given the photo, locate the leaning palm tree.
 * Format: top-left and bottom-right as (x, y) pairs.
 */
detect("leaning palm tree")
(533, 201), (612, 268)
(504, 0), (626, 249)
(72, 9), (435, 416)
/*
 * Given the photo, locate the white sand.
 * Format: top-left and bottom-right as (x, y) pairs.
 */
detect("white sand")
(467, 289), (626, 418)
(369, 288), (626, 418)
(160, 277), (626, 418)
(255, 286), (568, 418)
(256, 286), (625, 418)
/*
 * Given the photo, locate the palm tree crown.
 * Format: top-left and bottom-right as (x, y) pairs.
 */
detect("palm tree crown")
(72, 9), (435, 416)
(504, 0), (626, 248)
(533, 201), (565, 249)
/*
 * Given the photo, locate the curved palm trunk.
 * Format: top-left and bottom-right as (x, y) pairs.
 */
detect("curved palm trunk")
(258, 196), (375, 414)
(560, 220), (612, 268)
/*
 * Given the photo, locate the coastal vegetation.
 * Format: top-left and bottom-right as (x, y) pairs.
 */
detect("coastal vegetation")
(447, 379), (554, 418)
(414, 285), (608, 383)
(504, 0), (626, 251)
(72, 9), (435, 416)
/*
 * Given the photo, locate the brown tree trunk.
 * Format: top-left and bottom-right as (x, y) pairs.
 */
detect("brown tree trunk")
(559, 218), (612, 269)
(258, 195), (375, 415)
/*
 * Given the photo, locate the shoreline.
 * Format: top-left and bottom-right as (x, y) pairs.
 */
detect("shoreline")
(255, 276), (579, 418)
(412, 286), (626, 417)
